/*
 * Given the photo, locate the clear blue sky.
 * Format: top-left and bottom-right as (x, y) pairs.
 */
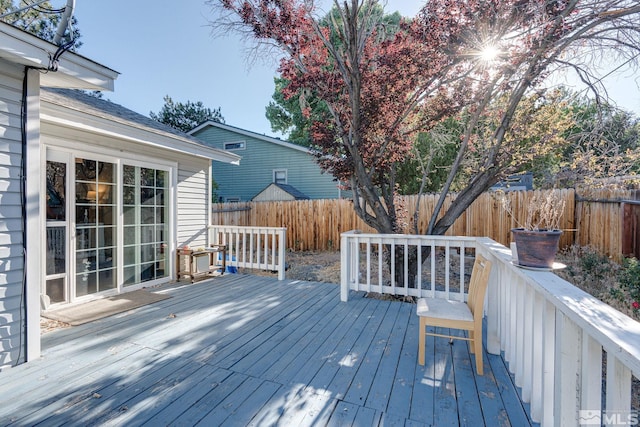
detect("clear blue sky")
(73, 1), (638, 139)
(73, 1), (421, 138)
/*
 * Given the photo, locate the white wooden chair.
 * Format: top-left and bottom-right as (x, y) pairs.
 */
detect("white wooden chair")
(417, 253), (492, 375)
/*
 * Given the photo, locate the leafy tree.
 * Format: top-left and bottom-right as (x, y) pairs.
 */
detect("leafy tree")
(150, 95), (225, 133)
(400, 89), (639, 194)
(264, 6), (402, 146)
(0, 0), (81, 48)
(215, 0), (640, 235)
(395, 118), (462, 195)
(265, 76), (322, 146)
(554, 98), (640, 187)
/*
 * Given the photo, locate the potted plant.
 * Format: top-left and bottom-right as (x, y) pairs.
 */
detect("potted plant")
(496, 189), (566, 269)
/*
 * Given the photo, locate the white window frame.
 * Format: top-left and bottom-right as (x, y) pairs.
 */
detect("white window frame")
(42, 141), (177, 300)
(273, 169), (288, 185)
(224, 141), (246, 151)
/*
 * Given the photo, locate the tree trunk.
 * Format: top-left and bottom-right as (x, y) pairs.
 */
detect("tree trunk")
(386, 245), (430, 293)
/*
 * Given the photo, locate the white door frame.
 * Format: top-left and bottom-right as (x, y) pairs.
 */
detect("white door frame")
(43, 146), (177, 303)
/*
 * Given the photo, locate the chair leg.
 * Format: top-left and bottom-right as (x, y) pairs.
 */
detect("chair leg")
(473, 330), (483, 376)
(468, 330), (475, 354)
(418, 317), (426, 365)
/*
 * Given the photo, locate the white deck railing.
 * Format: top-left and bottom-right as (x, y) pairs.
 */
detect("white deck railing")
(341, 230), (640, 426)
(209, 225), (287, 280)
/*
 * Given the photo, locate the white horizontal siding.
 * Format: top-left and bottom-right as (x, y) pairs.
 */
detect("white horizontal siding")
(0, 59), (26, 370)
(176, 158), (209, 249)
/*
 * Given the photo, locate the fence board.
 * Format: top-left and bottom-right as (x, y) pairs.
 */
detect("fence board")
(211, 188), (635, 258)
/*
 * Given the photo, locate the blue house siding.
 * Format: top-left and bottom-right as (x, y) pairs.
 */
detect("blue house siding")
(190, 123), (343, 201)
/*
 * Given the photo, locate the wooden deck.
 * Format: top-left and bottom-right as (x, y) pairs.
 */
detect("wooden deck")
(1, 275), (536, 426)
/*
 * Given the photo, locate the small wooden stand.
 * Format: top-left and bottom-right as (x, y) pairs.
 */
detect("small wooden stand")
(176, 245), (227, 283)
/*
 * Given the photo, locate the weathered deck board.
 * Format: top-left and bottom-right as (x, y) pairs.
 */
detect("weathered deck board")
(0, 274), (536, 426)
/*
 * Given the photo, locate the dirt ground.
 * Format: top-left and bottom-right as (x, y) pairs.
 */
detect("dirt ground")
(251, 250), (342, 283)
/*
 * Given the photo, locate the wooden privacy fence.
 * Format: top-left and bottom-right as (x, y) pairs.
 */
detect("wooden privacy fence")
(211, 188), (639, 258)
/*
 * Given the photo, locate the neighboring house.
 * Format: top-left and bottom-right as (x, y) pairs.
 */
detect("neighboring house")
(189, 121), (346, 202)
(0, 23), (239, 369)
(490, 173), (534, 192)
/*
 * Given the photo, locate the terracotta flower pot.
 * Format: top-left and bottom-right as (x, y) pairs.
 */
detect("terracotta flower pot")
(511, 228), (563, 269)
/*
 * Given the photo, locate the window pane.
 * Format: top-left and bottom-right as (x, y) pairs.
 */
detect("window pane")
(156, 170), (166, 187)
(141, 188), (155, 204)
(98, 206), (116, 226)
(76, 228), (96, 250)
(140, 262), (155, 282)
(76, 271), (97, 296)
(76, 183), (91, 203)
(98, 162), (115, 183)
(123, 245), (136, 265)
(98, 184), (115, 204)
(46, 161), (66, 221)
(76, 249), (96, 273)
(123, 165), (136, 185)
(155, 188), (164, 205)
(123, 266), (137, 286)
(155, 207), (165, 224)
(141, 226), (154, 244)
(99, 269), (116, 291)
(46, 227), (66, 275)
(141, 244), (155, 263)
(46, 278), (65, 303)
(123, 186), (135, 205)
(124, 206), (135, 224)
(76, 159), (98, 181)
(99, 248), (114, 268)
(141, 168), (154, 186)
(77, 206), (96, 225)
(141, 207), (155, 224)
(102, 226), (115, 247)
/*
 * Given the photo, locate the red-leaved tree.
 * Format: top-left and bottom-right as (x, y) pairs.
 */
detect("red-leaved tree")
(212, 0), (640, 283)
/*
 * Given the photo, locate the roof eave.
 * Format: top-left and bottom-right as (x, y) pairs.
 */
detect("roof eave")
(0, 21), (118, 91)
(40, 102), (241, 165)
(189, 121), (312, 154)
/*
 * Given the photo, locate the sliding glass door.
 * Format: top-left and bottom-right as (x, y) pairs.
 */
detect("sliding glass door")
(75, 159), (117, 297)
(45, 150), (172, 304)
(123, 165), (169, 286)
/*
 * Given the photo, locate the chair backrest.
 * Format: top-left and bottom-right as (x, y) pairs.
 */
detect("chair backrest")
(467, 253), (492, 323)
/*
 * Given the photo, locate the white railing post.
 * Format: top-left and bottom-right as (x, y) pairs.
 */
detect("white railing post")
(209, 225), (287, 280)
(278, 228), (286, 281)
(530, 290), (544, 422)
(340, 232), (351, 302)
(581, 334), (602, 418)
(606, 354), (632, 418)
(554, 312), (581, 426)
(542, 300), (556, 427)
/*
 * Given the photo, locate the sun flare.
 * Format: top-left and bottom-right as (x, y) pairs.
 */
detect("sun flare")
(480, 45), (500, 62)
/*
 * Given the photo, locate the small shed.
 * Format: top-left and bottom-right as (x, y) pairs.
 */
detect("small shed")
(252, 183), (310, 202)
